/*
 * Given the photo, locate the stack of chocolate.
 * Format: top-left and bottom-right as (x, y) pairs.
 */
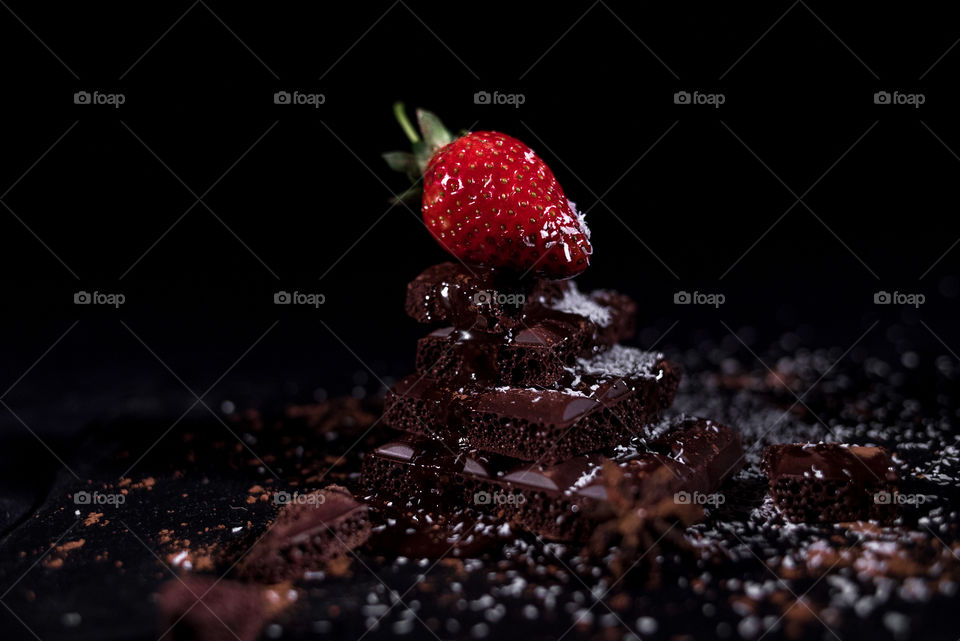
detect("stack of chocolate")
(361, 262), (744, 541)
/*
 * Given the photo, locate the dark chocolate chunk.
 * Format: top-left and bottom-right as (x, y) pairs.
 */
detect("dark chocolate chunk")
(542, 285), (636, 347)
(586, 289), (637, 346)
(762, 443), (899, 523)
(404, 263), (636, 342)
(236, 485), (370, 583)
(385, 346), (681, 463)
(413, 289), (635, 387)
(414, 317), (593, 387)
(404, 262), (548, 332)
(654, 417), (745, 495)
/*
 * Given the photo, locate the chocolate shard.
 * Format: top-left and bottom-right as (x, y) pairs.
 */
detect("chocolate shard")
(762, 443), (899, 523)
(385, 346), (681, 464)
(236, 485), (371, 583)
(652, 416), (745, 494)
(156, 575), (269, 641)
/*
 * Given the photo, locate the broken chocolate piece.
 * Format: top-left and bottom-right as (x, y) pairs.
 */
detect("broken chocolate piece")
(415, 317), (593, 387)
(404, 262), (547, 331)
(762, 443), (899, 523)
(236, 485), (371, 583)
(404, 262), (636, 342)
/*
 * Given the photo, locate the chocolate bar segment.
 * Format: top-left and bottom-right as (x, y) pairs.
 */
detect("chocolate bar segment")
(404, 262), (545, 331)
(414, 291), (636, 387)
(542, 286), (636, 347)
(762, 443), (898, 523)
(385, 347), (681, 464)
(415, 319), (592, 387)
(404, 263), (636, 340)
(361, 417), (743, 541)
(236, 485), (370, 583)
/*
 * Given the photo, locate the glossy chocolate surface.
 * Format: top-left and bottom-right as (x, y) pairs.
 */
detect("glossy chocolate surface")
(763, 443), (897, 483)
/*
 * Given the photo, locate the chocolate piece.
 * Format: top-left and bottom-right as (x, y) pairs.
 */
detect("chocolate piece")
(386, 346), (681, 463)
(361, 417), (743, 541)
(653, 416), (746, 495)
(413, 285), (637, 387)
(156, 575), (268, 641)
(542, 285), (636, 346)
(404, 263), (636, 342)
(762, 444), (898, 523)
(236, 485), (370, 582)
(415, 317), (593, 387)
(404, 262), (548, 331)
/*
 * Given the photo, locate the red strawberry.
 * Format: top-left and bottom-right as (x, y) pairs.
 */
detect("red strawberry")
(384, 103), (592, 279)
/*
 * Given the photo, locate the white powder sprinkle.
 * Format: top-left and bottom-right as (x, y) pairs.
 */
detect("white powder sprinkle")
(548, 282), (611, 327)
(576, 345), (663, 378)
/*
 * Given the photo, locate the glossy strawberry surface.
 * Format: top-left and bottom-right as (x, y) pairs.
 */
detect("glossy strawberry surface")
(421, 131), (592, 279)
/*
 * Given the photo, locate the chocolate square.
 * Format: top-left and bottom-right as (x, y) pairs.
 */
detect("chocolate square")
(762, 443), (899, 523)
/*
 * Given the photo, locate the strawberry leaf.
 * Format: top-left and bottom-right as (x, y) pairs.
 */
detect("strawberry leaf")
(382, 151), (420, 181)
(412, 140), (433, 176)
(416, 109), (454, 153)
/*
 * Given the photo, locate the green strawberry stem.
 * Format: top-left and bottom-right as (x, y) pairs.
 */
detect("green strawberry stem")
(393, 101), (420, 144)
(384, 102), (458, 203)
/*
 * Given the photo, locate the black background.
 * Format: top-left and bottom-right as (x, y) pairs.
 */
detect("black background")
(1, 0), (958, 503)
(2, 3), (960, 641)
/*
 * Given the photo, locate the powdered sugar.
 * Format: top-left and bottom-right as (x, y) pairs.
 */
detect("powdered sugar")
(547, 282), (611, 327)
(576, 345), (663, 378)
(567, 199), (590, 241)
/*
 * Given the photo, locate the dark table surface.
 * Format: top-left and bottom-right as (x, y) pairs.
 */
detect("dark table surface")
(1, 337), (957, 641)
